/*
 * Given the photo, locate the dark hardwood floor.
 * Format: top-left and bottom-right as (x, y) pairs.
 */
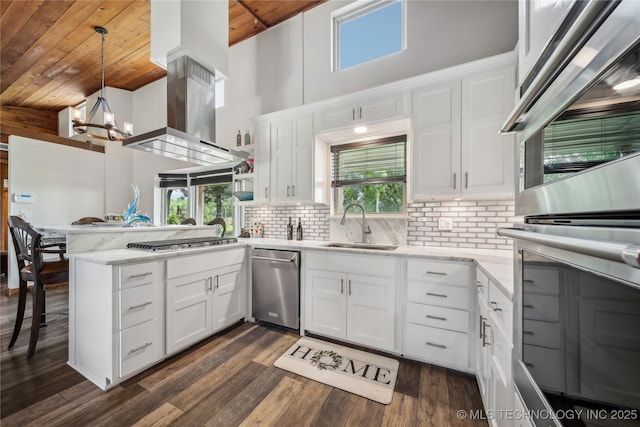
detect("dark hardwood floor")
(0, 279), (487, 426)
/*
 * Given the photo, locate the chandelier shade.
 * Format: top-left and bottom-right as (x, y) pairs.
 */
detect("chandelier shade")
(72, 26), (133, 142)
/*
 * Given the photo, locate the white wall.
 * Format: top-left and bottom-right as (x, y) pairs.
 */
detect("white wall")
(219, 0), (517, 131)
(303, 0), (518, 103)
(7, 135), (105, 287)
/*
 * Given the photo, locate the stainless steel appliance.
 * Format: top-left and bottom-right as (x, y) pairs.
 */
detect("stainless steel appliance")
(127, 236), (238, 251)
(501, 0), (640, 198)
(251, 248), (300, 330)
(497, 1), (640, 425)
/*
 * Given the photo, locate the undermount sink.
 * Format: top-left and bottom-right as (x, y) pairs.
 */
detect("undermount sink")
(323, 242), (398, 251)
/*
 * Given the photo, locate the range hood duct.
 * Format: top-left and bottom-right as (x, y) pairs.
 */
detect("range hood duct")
(124, 55), (245, 166)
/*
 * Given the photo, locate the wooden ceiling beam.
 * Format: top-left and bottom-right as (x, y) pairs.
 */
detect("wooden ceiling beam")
(234, 0), (268, 30)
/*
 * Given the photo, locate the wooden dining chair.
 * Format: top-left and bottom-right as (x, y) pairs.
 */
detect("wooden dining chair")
(71, 216), (105, 225)
(207, 217), (226, 237)
(7, 216), (69, 358)
(180, 218), (197, 225)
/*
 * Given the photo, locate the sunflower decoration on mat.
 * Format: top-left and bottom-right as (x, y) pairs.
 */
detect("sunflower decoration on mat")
(310, 350), (343, 370)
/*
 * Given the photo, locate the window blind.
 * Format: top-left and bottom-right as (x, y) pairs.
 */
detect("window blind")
(543, 110), (640, 173)
(158, 168), (233, 187)
(331, 135), (406, 187)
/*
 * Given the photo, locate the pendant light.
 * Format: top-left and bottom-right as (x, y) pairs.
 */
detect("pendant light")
(72, 26), (133, 141)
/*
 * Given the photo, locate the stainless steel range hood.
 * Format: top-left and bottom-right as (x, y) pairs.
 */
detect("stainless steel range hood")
(124, 55), (245, 165)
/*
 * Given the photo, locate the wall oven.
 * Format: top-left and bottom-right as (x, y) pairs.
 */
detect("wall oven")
(498, 0), (640, 425)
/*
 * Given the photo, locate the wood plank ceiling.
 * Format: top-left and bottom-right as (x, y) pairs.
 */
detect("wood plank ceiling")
(0, 0), (325, 114)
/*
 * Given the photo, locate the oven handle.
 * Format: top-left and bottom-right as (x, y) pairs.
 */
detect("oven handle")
(499, 1), (611, 133)
(497, 228), (640, 269)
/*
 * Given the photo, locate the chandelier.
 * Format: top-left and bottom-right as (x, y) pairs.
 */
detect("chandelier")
(72, 26), (133, 141)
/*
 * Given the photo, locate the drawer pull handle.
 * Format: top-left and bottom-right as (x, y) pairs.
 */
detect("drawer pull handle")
(473, 280), (484, 288)
(523, 330), (535, 335)
(426, 342), (447, 349)
(479, 315), (487, 339)
(426, 292), (447, 298)
(525, 362), (535, 368)
(523, 304), (535, 309)
(426, 314), (447, 321)
(129, 342), (152, 355)
(490, 301), (502, 312)
(523, 279), (534, 284)
(348, 280), (352, 296)
(128, 272), (153, 280)
(426, 271), (447, 276)
(340, 279), (344, 294)
(128, 301), (152, 311)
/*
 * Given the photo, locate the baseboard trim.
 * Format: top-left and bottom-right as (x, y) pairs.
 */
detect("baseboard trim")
(5, 282), (69, 296)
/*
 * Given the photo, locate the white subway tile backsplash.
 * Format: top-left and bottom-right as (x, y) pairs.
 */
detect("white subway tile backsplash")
(244, 198), (520, 249)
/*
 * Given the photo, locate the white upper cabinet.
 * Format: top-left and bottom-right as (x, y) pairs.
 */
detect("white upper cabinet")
(412, 81), (462, 197)
(411, 59), (516, 200)
(314, 92), (408, 133)
(461, 65), (516, 197)
(518, 0), (575, 84)
(270, 113), (314, 203)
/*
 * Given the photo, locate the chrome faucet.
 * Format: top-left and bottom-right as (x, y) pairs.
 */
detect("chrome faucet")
(341, 203), (372, 244)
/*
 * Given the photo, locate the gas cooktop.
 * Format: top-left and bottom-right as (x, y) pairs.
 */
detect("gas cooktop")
(127, 236), (238, 252)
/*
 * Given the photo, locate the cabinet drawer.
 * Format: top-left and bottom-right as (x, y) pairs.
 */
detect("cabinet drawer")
(119, 261), (162, 289)
(490, 317), (512, 387)
(120, 319), (163, 378)
(306, 252), (395, 277)
(523, 294), (559, 322)
(523, 319), (561, 348)
(407, 259), (471, 285)
(407, 281), (469, 309)
(489, 281), (513, 338)
(405, 323), (469, 368)
(119, 283), (161, 330)
(523, 266), (560, 295)
(407, 302), (469, 333)
(523, 345), (564, 391)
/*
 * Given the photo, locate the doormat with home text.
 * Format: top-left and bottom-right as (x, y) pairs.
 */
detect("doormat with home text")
(274, 337), (398, 404)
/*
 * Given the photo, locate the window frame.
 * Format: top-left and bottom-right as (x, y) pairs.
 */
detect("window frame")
(331, 134), (407, 217)
(332, 0), (406, 72)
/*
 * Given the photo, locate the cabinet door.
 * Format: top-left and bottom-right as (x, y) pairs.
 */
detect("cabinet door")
(315, 100), (356, 132)
(304, 269), (347, 339)
(476, 293), (492, 404)
(359, 92), (406, 124)
(346, 272), (395, 351)
(461, 65), (515, 197)
(411, 81), (461, 199)
(270, 118), (293, 202)
(291, 114), (314, 202)
(212, 264), (245, 331)
(253, 121), (271, 203)
(166, 270), (213, 354)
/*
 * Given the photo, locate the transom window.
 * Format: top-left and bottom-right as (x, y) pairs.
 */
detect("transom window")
(332, 135), (406, 215)
(333, 0), (405, 71)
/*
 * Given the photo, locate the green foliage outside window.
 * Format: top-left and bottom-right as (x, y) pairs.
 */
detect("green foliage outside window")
(341, 181), (404, 213)
(202, 184), (234, 233)
(167, 189), (188, 224)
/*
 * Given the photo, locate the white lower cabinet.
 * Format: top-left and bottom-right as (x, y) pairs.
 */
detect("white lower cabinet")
(404, 259), (473, 371)
(69, 248), (246, 390)
(166, 248), (246, 355)
(475, 266), (514, 427)
(304, 251), (397, 352)
(70, 259), (164, 390)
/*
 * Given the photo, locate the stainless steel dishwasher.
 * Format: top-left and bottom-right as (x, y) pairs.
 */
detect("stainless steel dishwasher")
(251, 248), (300, 329)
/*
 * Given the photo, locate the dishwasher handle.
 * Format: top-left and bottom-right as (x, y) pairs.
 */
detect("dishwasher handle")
(252, 255), (297, 263)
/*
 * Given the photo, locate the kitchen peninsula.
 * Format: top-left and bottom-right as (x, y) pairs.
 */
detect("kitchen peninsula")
(36, 224), (223, 254)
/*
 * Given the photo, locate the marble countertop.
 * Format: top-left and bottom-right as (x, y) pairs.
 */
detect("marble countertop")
(37, 224), (214, 234)
(71, 237), (514, 297)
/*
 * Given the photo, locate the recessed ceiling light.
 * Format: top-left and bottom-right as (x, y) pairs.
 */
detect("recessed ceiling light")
(354, 126), (368, 134)
(613, 77), (640, 91)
